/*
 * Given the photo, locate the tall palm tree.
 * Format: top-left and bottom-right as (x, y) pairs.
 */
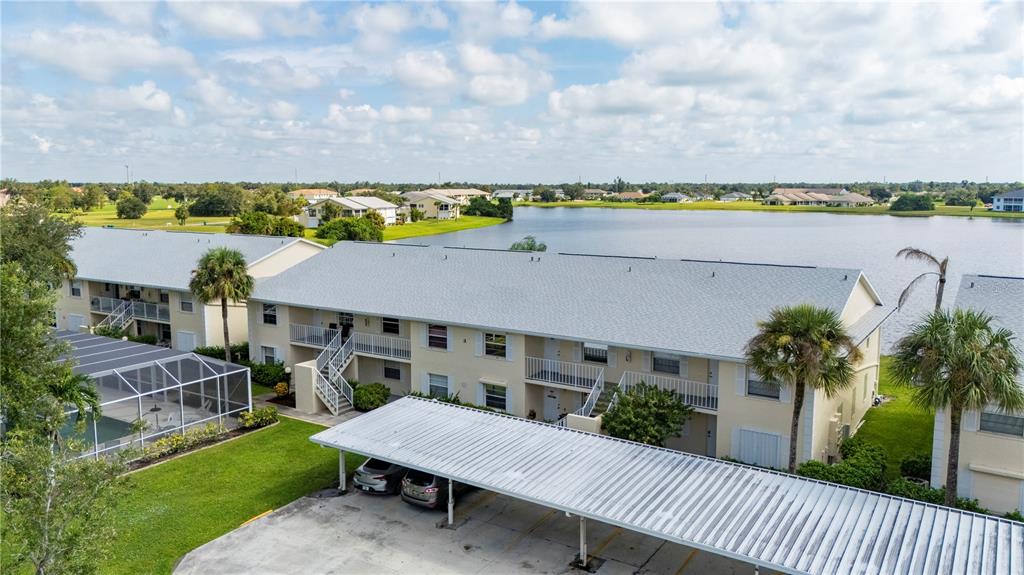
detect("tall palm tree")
(745, 304), (863, 472)
(890, 309), (1023, 507)
(896, 247), (949, 311)
(189, 248), (254, 363)
(47, 372), (102, 444)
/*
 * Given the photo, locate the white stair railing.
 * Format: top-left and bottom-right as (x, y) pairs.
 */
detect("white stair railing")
(96, 300), (133, 331)
(555, 367), (605, 427)
(313, 331), (356, 415)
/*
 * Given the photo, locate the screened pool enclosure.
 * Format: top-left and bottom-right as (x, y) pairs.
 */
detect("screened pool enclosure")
(57, 331), (252, 459)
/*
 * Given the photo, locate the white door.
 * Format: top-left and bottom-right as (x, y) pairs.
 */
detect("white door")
(175, 331), (196, 351)
(543, 388), (560, 421)
(739, 429), (780, 468)
(544, 338), (560, 360)
(67, 314), (86, 331)
(706, 415), (717, 457)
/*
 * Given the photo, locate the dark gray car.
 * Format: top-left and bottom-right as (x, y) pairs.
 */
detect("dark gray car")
(353, 458), (406, 494)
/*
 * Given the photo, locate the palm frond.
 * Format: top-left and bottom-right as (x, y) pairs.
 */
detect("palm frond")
(898, 272), (937, 309)
(896, 247), (941, 268)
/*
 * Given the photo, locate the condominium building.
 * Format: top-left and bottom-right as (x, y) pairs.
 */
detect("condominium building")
(247, 243), (891, 467)
(931, 274), (1024, 514)
(400, 191), (460, 220)
(992, 189), (1024, 212)
(296, 196), (398, 228)
(55, 228), (324, 350)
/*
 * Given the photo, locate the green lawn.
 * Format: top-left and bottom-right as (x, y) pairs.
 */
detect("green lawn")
(524, 200), (1024, 219)
(104, 417), (365, 575)
(856, 356), (935, 479)
(303, 215), (507, 244)
(74, 197), (233, 233)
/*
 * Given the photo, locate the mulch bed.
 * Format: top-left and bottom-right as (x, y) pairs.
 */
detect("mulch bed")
(124, 422), (276, 473)
(267, 393), (297, 408)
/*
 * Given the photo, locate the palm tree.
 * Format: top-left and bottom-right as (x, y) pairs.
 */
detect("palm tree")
(896, 247), (949, 311)
(890, 309), (1023, 507)
(189, 248), (254, 363)
(745, 304), (863, 472)
(47, 372), (102, 444)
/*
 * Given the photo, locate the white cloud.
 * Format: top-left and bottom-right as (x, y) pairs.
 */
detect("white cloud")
(94, 80), (173, 113)
(457, 44), (551, 106)
(220, 56), (323, 91)
(623, 37), (787, 86)
(81, 1), (156, 27)
(344, 3), (448, 52)
(31, 134), (52, 153)
(338, 89), (355, 100)
(191, 76), (259, 116)
(325, 104), (379, 129)
(392, 51), (456, 90)
(468, 76), (529, 107)
(268, 100), (300, 121)
(10, 26), (196, 83)
(539, 3), (721, 46)
(452, 1), (534, 40)
(549, 80), (696, 117)
(168, 2), (265, 40)
(380, 105), (431, 123)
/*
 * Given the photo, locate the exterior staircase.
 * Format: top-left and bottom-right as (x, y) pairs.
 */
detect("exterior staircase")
(313, 332), (356, 415)
(589, 383), (619, 417)
(96, 300), (134, 331)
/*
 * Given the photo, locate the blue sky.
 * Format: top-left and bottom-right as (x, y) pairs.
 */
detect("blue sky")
(2, 1), (1021, 183)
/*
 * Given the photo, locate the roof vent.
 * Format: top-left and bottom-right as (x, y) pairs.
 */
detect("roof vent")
(627, 266), (631, 272)
(843, 274), (848, 281)
(712, 271), (716, 278)
(970, 281), (975, 288)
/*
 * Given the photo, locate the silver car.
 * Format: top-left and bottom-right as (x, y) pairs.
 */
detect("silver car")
(401, 470), (462, 509)
(353, 458), (406, 494)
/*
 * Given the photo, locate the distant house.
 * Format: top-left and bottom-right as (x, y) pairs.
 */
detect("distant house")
(992, 189), (1024, 212)
(616, 191), (646, 201)
(347, 188), (379, 196)
(828, 192), (874, 207)
(401, 191), (461, 220)
(719, 192), (753, 202)
(421, 188), (488, 206)
(582, 189), (610, 200)
(493, 189), (532, 201)
(660, 192), (689, 203)
(288, 188), (340, 203)
(297, 196), (398, 228)
(765, 188), (846, 206)
(691, 192), (714, 201)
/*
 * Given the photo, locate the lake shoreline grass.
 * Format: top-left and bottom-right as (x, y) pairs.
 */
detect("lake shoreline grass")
(520, 200), (1024, 219)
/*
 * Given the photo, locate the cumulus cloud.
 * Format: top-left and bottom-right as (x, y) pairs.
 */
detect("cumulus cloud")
(168, 2), (265, 40)
(94, 81), (173, 113)
(452, 1), (534, 40)
(457, 44), (551, 106)
(81, 1), (156, 27)
(392, 51), (456, 90)
(380, 105), (432, 123)
(191, 76), (259, 116)
(538, 3), (722, 46)
(31, 134), (53, 153)
(268, 100), (300, 121)
(219, 56), (322, 91)
(344, 3), (447, 51)
(549, 80), (696, 117)
(10, 26), (196, 83)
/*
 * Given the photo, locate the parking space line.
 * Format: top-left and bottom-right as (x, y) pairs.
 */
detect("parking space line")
(674, 548), (699, 575)
(589, 527), (623, 559)
(503, 508), (557, 552)
(455, 490), (498, 522)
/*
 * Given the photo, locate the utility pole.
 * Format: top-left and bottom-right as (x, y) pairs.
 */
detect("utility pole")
(124, 165), (130, 185)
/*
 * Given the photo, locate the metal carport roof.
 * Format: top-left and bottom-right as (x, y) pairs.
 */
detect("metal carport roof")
(311, 396), (1023, 575)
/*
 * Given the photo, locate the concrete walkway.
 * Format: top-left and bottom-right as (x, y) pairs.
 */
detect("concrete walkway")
(175, 489), (755, 575)
(253, 393), (358, 427)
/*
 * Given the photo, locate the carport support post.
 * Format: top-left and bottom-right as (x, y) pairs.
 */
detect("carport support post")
(447, 478), (454, 525)
(338, 451), (347, 493)
(579, 516), (588, 568)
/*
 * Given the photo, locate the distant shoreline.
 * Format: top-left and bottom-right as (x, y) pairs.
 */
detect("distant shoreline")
(518, 200), (1024, 219)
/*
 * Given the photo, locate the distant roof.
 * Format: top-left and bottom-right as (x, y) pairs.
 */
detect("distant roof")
(662, 192), (687, 198)
(995, 189), (1024, 199)
(251, 243), (881, 360)
(617, 191), (646, 199)
(313, 397), (1023, 575)
(721, 191), (752, 198)
(69, 227), (314, 290)
(420, 188), (487, 197)
(347, 188), (378, 195)
(313, 196), (396, 210)
(830, 192), (874, 204)
(402, 190), (458, 203)
(287, 188), (338, 198)
(773, 188), (847, 194)
(955, 274), (1024, 359)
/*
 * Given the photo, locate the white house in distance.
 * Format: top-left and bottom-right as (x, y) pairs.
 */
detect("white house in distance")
(719, 191), (753, 202)
(286, 188), (339, 203)
(400, 190), (460, 220)
(296, 196), (398, 228)
(54, 228), (324, 351)
(931, 274), (1024, 514)
(660, 192), (690, 203)
(992, 189), (1024, 212)
(419, 188), (488, 206)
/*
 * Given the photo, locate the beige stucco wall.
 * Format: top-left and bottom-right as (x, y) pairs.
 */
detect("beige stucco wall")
(247, 303), (294, 365)
(202, 300), (247, 347)
(932, 408), (1024, 514)
(665, 412), (716, 456)
(841, 276), (879, 324)
(352, 356), (411, 395)
(55, 278), (94, 331)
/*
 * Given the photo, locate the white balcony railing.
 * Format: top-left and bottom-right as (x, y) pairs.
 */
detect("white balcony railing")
(90, 296), (122, 313)
(619, 371), (718, 411)
(353, 332), (411, 360)
(525, 356), (603, 390)
(289, 324), (339, 348)
(131, 300), (170, 323)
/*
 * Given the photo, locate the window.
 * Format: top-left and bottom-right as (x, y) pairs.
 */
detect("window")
(180, 294), (194, 313)
(483, 384), (507, 411)
(104, 282), (112, 292)
(159, 290), (170, 304)
(747, 377), (781, 400)
(383, 362), (402, 381)
(428, 373), (449, 397)
(382, 317), (401, 335)
(583, 342), (607, 364)
(652, 353), (680, 374)
(159, 324), (171, 343)
(484, 333), (507, 358)
(262, 304), (278, 325)
(427, 324), (448, 349)
(338, 312), (354, 328)
(70, 280), (82, 297)
(980, 412), (1024, 437)
(260, 346), (277, 365)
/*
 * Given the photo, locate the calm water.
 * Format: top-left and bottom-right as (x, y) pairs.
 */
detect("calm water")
(399, 208), (1024, 350)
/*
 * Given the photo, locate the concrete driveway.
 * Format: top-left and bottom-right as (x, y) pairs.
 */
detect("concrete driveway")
(175, 488), (758, 575)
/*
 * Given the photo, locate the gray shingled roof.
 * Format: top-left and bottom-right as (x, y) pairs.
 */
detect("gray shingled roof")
(250, 242), (883, 360)
(995, 189), (1024, 199)
(69, 228), (309, 290)
(313, 397), (1024, 575)
(955, 275), (1024, 379)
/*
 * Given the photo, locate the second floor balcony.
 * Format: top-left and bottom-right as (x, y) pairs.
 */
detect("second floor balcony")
(90, 296), (170, 323)
(619, 371), (718, 411)
(289, 323), (411, 361)
(525, 356), (603, 390)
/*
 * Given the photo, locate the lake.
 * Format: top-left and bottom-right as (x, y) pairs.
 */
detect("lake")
(399, 207), (1024, 350)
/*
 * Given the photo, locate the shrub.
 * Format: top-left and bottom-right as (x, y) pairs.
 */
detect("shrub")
(886, 477), (989, 513)
(192, 343), (250, 362)
(128, 334), (157, 345)
(273, 382), (290, 397)
(899, 453), (932, 481)
(601, 383), (693, 447)
(353, 382), (390, 411)
(408, 391), (495, 412)
(239, 406), (279, 429)
(93, 325), (127, 338)
(139, 423), (224, 462)
(227, 211), (303, 237)
(797, 437), (887, 491)
(116, 194), (147, 219)
(1004, 510), (1024, 522)
(245, 361), (289, 388)
(314, 216), (383, 242)
(889, 194), (934, 211)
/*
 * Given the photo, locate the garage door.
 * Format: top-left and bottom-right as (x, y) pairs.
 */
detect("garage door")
(67, 314), (86, 331)
(739, 429), (781, 469)
(175, 331), (196, 351)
